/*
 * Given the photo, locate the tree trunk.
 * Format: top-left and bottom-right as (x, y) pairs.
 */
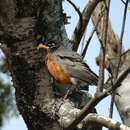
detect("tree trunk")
(0, 0), (68, 129)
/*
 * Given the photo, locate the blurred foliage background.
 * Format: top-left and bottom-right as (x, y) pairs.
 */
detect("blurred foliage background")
(0, 49), (18, 129)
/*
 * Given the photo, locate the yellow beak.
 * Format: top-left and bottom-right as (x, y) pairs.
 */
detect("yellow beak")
(37, 44), (49, 49)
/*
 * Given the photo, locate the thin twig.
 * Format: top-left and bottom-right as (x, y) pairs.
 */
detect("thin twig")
(66, 0), (83, 34)
(110, 0), (129, 118)
(82, 8), (105, 58)
(121, 0), (126, 5)
(109, 93), (114, 118)
(115, 0), (129, 79)
(82, 29), (95, 58)
(121, 48), (130, 57)
(97, 0), (110, 92)
(80, 29), (87, 55)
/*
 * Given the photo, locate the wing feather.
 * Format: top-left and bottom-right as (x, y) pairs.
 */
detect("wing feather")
(51, 47), (98, 85)
(69, 65), (98, 85)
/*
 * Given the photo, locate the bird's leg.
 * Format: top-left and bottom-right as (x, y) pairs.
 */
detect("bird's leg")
(63, 85), (72, 99)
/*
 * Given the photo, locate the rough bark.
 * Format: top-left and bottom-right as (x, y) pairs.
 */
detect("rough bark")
(91, 1), (130, 126)
(0, 0), (67, 130)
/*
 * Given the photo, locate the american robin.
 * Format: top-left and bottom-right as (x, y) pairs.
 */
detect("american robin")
(38, 41), (98, 98)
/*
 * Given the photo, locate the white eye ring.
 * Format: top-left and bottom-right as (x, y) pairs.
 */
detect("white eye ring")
(51, 42), (55, 46)
(47, 42), (56, 48)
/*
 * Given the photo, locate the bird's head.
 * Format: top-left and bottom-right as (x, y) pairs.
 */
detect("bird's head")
(37, 41), (60, 52)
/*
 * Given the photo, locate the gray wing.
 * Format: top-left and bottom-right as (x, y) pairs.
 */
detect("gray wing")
(52, 48), (98, 85)
(68, 63), (98, 85)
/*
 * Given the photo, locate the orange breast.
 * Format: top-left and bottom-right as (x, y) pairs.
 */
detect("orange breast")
(45, 53), (71, 84)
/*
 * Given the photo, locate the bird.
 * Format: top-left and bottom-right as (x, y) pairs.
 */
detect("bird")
(38, 41), (98, 98)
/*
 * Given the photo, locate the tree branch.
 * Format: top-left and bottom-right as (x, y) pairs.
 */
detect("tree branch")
(67, 0), (83, 40)
(82, 8), (104, 58)
(97, 0), (111, 92)
(65, 64), (130, 130)
(84, 113), (130, 130)
(59, 104), (130, 130)
(121, 0), (126, 5)
(121, 48), (130, 57)
(91, 1), (130, 125)
(110, 0), (129, 118)
(115, 0), (129, 79)
(71, 0), (103, 51)
(91, 2), (124, 75)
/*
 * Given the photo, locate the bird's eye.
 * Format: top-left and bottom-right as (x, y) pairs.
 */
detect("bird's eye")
(48, 42), (56, 48)
(46, 41), (57, 48)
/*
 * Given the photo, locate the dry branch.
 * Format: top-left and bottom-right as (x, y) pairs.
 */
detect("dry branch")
(97, 0), (111, 92)
(109, 0), (129, 118)
(82, 8), (104, 58)
(65, 64), (130, 130)
(84, 113), (130, 130)
(71, 0), (103, 51)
